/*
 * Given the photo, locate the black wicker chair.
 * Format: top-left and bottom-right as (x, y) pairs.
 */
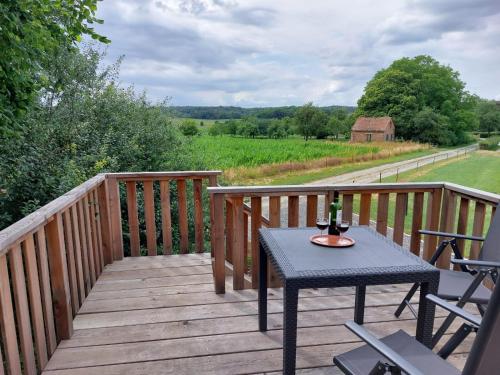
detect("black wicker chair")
(333, 280), (500, 375)
(394, 203), (499, 353)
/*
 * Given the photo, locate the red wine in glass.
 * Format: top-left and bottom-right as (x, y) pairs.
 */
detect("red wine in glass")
(316, 218), (329, 236)
(336, 221), (350, 241)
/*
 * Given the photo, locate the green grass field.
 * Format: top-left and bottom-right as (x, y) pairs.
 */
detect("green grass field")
(355, 152), (499, 247)
(193, 135), (379, 169)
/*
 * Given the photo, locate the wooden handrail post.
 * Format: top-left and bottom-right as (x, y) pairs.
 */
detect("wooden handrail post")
(211, 193), (225, 294)
(97, 180), (113, 265)
(232, 196), (245, 290)
(437, 189), (457, 269)
(46, 213), (73, 341)
(107, 177), (123, 261)
(208, 175), (218, 260)
(423, 188), (443, 260)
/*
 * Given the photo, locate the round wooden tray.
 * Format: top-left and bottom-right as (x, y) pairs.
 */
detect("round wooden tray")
(309, 234), (355, 248)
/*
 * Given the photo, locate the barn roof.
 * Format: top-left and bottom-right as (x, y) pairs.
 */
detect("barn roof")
(352, 116), (393, 132)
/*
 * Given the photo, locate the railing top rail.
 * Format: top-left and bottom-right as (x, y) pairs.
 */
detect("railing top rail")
(208, 182), (445, 196)
(0, 174), (106, 255)
(108, 171), (222, 180)
(444, 182), (500, 204)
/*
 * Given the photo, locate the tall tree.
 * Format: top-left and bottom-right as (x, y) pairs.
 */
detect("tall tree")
(294, 103), (318, 141)
(477, 100), (500, 136)
(356, 55), (476, 145)
(0, 0), (109, 135)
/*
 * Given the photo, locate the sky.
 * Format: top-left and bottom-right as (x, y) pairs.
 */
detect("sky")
(94, 0), (500, 107)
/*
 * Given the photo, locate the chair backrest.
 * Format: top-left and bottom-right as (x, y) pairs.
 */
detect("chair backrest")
(462, 278), (500, 374)
(479, 203), (500, 263)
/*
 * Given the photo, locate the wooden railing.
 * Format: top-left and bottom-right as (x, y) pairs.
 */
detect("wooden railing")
(208, 183), (499, 294)
(0, 171), (497, 372)
(0, 174), (109, 374)
(0, 171), (220, 374)
(108, 171), (220, 258)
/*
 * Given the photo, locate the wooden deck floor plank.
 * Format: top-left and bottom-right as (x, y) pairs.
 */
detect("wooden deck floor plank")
(79, 284), (414, 314)
(45, 317), (466, 370)
(96, 265), (213, 282)
(74, 290), (417, 329)
(61, 304), (426, 348)
(91, 273), (215, 292)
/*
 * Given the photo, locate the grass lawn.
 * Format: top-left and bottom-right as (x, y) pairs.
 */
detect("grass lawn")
(354, 151), (499, 253)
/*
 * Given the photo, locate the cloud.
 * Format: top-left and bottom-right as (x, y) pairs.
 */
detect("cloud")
(93, 0), (500, 106)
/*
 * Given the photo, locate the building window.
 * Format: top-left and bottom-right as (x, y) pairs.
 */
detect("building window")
(366, 133), (372, 142)
(385, 134), (389, 141)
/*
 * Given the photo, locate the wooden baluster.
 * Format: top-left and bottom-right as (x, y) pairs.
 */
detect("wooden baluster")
(268, 196), (281, 287)
(359, 193), (372, 225)
(324, 191), (334, 217)
(208, 175), (218, 261)
(62, 210), (79, 314)
(393, 193), (408, 246)
(212, 193), (225, 294)
(231, 197), (245, 290)
(70, 205), (85, 303)
(160, 180), (173, 254)
(376, 193), (389, 235)
(225, 199), (234, 263)
(88, 192), (101, 276)
(46, 213), (73, 341)
(244, 211), (249, 273)
(83, 195), (96, 285)
(23, 235), (49, 369)
(288, 196), (299, 227)
(0, 254), (21, 374)
(436, 190), (457, 269)
(35, 230), (57, 354)
(97, 180), (113, 265)
(470, 202), (486, 260)
(423, 188), (442, 261)
(108, 177), (123, 261)
(77, 200), (91, 294)
(193, 179), (204, 253)
(9, 245), (37, 374)
(143, 181), (157, 256)
(455, 197), (470, 270)
(177, 179), (189, 253)
(342, 194), (354, 224)
(306, 195), (318, 227)
(93, 189), (104, 270)
(250, 197), (262, 288)
(126, 182), (140, 257)
(410, 192), (425, 256)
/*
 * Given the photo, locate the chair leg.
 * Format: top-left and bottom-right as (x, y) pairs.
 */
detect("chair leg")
(432, 270), (488, 348)
(438, 323), (476, 359)
(394, 283), (419, 318)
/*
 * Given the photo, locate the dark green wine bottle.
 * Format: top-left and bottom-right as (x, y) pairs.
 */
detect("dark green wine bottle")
(328, 191), (342, 235)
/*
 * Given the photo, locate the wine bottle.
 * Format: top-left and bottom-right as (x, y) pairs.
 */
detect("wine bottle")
(328, 191), (342, 235)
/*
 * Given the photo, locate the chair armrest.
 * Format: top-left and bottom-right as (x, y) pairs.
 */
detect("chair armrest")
(451, 258), (500, 269)
(426, 295), (481, 327)
(418, 230), (485, 242)
(344, 321), (424, 375)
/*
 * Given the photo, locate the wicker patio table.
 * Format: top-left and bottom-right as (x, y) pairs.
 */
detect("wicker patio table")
(258, 226), (440, 375)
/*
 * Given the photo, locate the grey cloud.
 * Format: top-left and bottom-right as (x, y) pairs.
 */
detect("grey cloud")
(231, 7), (276, 27)
(381, 0), (500, 45)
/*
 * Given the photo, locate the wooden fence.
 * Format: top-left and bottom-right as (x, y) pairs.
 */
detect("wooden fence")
(209, 182), (499, 294)
(0, 171), (220, 374)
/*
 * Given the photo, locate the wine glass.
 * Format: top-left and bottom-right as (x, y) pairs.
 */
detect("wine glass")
(336, 220), (350, 243)
(316, 216), (329, 237)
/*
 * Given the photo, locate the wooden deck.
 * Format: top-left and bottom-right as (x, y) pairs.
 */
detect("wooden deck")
(42, 254), (473, 375)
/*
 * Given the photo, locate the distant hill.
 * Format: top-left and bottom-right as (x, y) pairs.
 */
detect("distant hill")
(168, 105), (356, 120)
